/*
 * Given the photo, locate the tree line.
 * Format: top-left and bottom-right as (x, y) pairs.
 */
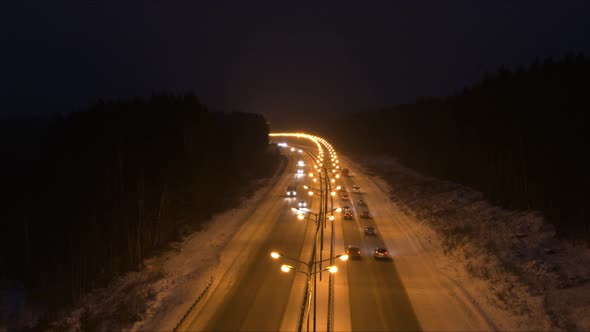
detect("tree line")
(323, 53), (590, 246)
(0, 93), (280, 324)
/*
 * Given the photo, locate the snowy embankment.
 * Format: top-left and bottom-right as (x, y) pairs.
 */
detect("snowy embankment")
(48, 171), (281, 331)
(360, 155), (590, 331)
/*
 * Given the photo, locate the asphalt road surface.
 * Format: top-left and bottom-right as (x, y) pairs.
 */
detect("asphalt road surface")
(185, 144), (320, 331)
(339, 177), (421, 331)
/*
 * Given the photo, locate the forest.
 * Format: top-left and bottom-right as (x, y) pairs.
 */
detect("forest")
(323, 53), (590, 246)
(0, 93), (280, 323)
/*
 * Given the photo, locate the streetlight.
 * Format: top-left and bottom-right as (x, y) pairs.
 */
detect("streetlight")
(279, 264), (339, 275)
(270, 251), (348, 268)
(291, 207), (341, 222)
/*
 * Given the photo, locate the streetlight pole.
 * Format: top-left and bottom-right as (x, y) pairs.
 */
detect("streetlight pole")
(270, 252), (348, 332)
(319, 170), (324, 282)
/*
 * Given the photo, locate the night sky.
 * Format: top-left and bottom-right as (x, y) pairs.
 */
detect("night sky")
(2, 1), (589, 121)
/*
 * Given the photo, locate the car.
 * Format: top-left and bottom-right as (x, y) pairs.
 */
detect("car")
(360, 211), (371, 218)
(341, 205), (351, 213)
(287, 185), (297, 196)
(373, 247), (390, 259)
(297, 169), (304, 175)
(340, 194), (350, 201)
(364, 226), (376, 236)
(357, 199), (367, 206)
(346, 245), (361, 259)
(298, 200), (307, 208)
(352, 185), (361, 193)
(339, 186), (347, 192)
(343, 212), (353, 220)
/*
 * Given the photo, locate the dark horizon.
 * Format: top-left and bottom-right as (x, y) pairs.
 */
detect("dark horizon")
(2, 1), (590, 120)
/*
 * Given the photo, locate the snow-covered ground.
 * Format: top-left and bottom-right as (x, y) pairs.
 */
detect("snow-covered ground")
(357, 154), (590, 331)
(18, 151), (590, 331)
(45, 174), (281, 332)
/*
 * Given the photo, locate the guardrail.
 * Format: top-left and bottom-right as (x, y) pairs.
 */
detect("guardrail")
(173, 276), (215, 332)
(327, 273), (334, 332)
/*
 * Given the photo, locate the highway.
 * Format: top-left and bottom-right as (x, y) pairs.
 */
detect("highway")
(181, 134), (494, 331)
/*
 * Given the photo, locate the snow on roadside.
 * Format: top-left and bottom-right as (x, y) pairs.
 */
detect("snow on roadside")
(356, 154), (590, 331)
(49, 175), (280, 332)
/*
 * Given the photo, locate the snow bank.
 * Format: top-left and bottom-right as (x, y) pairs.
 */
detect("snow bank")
(360, 155), (590, 331)
(47, 175), (279, 332)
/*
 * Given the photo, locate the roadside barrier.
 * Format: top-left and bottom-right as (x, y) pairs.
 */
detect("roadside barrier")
(173, 276), (215, 332)
(327, 273), (334, 332)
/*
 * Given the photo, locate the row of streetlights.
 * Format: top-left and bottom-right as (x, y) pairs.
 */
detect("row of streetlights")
(269, 134), (344, 332)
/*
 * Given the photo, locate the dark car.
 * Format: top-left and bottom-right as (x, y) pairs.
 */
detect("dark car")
(357, 199), (367, 206)
(343, 212), (353, 220)
(341, 194), (350, 201)
(360, 211), (371, 218)
(286, 185), (297, 197)
(346, 245), (361, 259)
(364, 226), (376, 236)
(374, 247), (390, 259)
(341, 205), (352, 213)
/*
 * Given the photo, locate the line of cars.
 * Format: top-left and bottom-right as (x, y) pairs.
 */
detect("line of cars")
(340, 183), (390, 260)
(287, 163), (390, 260)
(346, 244), (390, 260)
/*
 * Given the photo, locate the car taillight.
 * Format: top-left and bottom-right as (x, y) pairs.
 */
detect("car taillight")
(357, 250), (360, 254)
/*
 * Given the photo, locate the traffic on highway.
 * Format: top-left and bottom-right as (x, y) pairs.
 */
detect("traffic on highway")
(178, 133), (487, 331)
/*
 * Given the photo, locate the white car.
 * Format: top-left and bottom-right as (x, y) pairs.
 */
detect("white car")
(352, 185), (361, 193)
(298, 200), (307, 208)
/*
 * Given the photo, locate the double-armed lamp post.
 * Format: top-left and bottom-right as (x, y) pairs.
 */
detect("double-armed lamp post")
(270, 251), (348, 332)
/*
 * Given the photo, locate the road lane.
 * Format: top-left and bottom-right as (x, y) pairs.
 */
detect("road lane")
(338, 156), (497, 331)
(339, 176), (422, 331)
(203, 203), (307, 331)
(185, 148), (317, 331)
